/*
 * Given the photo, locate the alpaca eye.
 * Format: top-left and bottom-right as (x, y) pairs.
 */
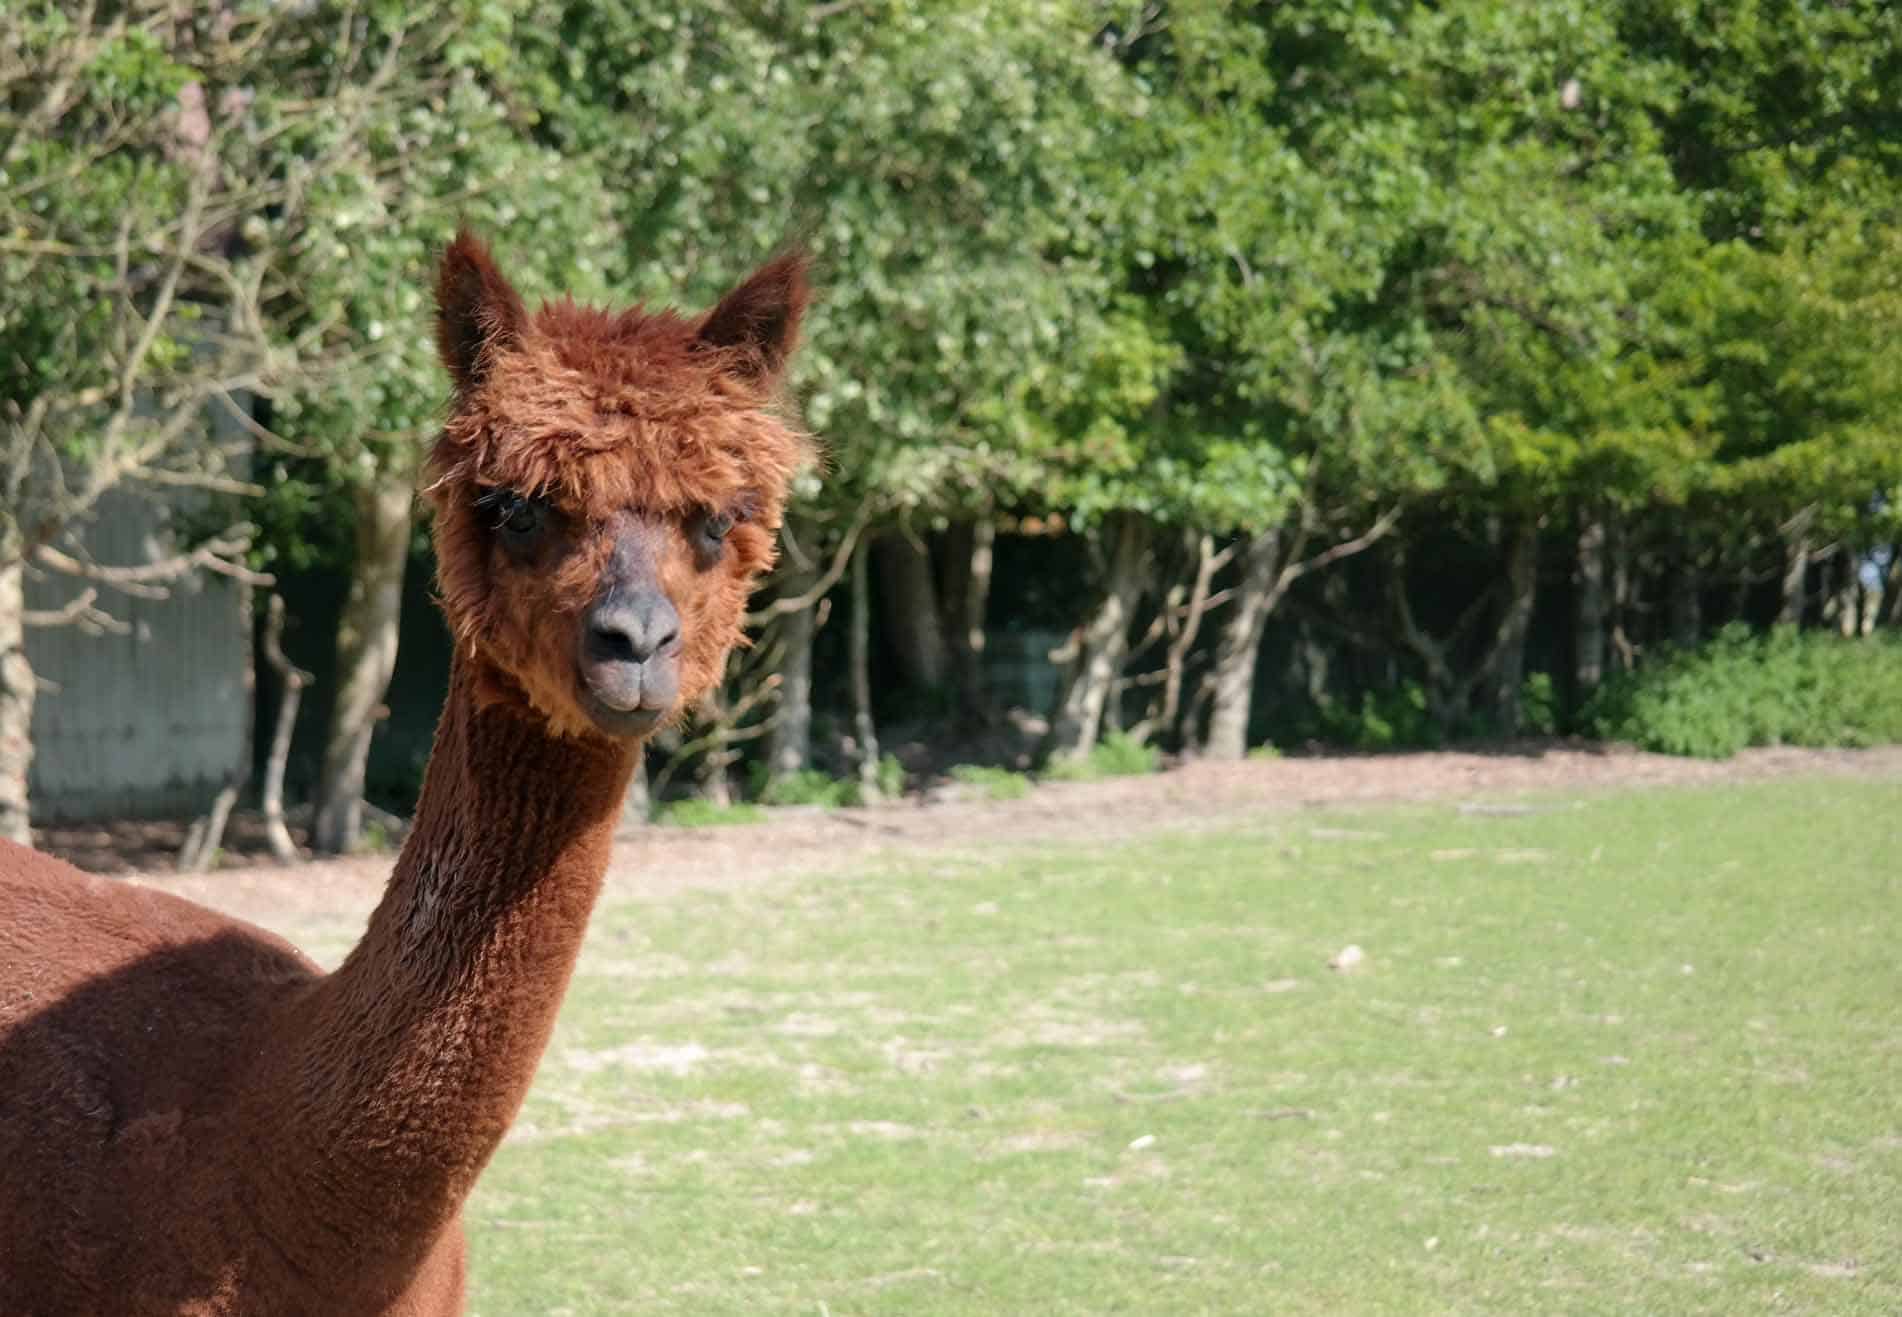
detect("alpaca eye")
(477, 489), (548, 543)
(501, 498), (545, 537)
(699, 510), (735, 548)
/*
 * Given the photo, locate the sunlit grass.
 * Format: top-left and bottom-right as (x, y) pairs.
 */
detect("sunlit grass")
(465, 778), (1902, 1315)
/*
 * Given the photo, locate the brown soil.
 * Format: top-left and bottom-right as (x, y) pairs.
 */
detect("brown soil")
(46, 741), (1902, 931)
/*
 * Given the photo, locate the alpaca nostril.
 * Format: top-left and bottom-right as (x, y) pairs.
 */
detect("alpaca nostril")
(588, 621), (636, 665)
(586, 591), (681, 667)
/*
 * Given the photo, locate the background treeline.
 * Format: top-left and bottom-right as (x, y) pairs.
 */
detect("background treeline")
(5, 1), (1901, 851)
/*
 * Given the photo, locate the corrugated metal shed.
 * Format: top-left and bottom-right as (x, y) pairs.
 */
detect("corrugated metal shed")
(23, 487), (249, 822)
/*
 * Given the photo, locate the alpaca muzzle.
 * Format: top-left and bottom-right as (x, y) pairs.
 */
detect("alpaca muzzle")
(578, 588), (681, 732)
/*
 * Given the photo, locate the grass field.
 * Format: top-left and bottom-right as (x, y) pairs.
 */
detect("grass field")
(463, 778), (1901, 1315)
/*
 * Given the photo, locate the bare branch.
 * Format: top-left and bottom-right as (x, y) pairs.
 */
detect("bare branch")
(24, 587), (97, 627)
(648, 675), (784, 801)
(1284, 505), (1402, 582)
(746, 502), (874, 624)
(35, 530), (273, 597)
(22, 587), (130, 636)
(128, 466), (266, 498)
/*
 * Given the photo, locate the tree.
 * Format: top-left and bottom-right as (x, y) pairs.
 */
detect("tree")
(1032, 1), (1473, 762)
(520, 0), (1130, 782)
(0, 4), (335, 842)
(245, 1), (620, 851)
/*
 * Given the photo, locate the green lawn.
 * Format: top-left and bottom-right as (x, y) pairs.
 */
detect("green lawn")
(467, 778), (1902, 1315)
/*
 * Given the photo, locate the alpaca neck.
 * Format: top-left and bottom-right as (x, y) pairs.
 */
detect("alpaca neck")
(256, 657), (634, 1282)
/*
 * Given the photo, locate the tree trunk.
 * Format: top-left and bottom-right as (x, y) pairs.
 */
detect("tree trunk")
(179, 582), (257, 872)
(617, 750), (649, 833)
(1043, 511), (1149, 765)
(1885, 548), (1902, 628)
(1821, 549), (1861, 637)
(874, 532), (950, 692)
(763, 587), (817, 782)
(1608, 520), (1637, 672)
(258, 593), (307, 863)
(1779, 505), (1814, 627)
(312, 480), (412, 854)
(0, 555), (33, 846)
(938, 515), (996, 721)
(850, 538), (882, 801)
(1384, 540), (1469, 733)
(1144, 532), (1220, 750)
(1388, 517), (1540, 738)
(1489, 518), (1540, 737)
(1667, 560), (1701, 650)
(693, 720), (733, 806)
(1204, 529), (1286, 761)
(1573, 514), (1607, 700)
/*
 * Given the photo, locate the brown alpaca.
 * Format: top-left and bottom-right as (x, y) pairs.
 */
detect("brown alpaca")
(0, 233), (812, 1315)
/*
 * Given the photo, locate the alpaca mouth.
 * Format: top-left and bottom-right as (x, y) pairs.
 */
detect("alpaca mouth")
(577, 644), (680, 737)
(578, 683), (668, 738)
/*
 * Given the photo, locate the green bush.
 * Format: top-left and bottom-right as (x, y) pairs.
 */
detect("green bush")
(1586, 625), (1902, 759)
(949, 764), (1033, 800)
(1046, 730), (1162, 782)
(875, 752), (907, 801)
(1520, 672), (1560, 737)
(657, 800), (770, 828)
(754, 768), (857, 809)
(748, 754), (904, 807)
(1316, 681), (1441, 750)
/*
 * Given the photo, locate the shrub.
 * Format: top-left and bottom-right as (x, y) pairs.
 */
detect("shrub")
(754, 768), (857, 809)
(1246, 743), (1283, 761)
(657, 800), (769, 828)
(748, 755), (904, 807)
(875, 752), (907, 801)
(1316, 681), (1441, 750)
(948, 764), (1033, 800)
(1045, 730), (1161, 781)
(1586, 625), (1902, 759)
(1520, 672), (1560, 737)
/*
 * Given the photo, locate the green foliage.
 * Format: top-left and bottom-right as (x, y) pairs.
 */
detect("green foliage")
(1045, 731), (1160, 782)
(1316, 683), (1443, 752)
(1588, 625), (1902, 758)
(243, 1), (621, 572)
(1245, 744), (1282, 762)
(516, 0), (1129, 536)
(750, 754), (903, 807)
(1520, 672), (1561, 738)
(751, 768), (857, 810)
(948, 764), (1032, 801)
(656, 800), (769, 829)
(359, 820), (394, 854)
(874, 753), (906, 802)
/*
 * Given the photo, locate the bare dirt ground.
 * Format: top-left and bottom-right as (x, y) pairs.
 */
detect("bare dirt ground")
(50, 741), (1902, 933)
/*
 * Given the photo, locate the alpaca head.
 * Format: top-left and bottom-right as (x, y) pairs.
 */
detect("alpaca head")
(424, 232), (812, 741)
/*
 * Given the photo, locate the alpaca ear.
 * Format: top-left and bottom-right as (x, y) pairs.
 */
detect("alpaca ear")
(695, 250), (810, 382)
(436, 230), (528, 395)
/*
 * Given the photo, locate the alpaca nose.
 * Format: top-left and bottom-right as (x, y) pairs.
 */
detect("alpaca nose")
(586, 591), (681, 666)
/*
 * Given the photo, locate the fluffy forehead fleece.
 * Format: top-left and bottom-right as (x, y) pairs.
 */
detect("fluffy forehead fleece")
(430, 305), (809, 527)
(425, 233), (814, 527)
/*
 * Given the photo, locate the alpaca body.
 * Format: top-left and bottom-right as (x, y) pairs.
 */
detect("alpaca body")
(0, 849), (467, 1315)
(0, 232), (811, 1313)
(0, 671), (629, 1315)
